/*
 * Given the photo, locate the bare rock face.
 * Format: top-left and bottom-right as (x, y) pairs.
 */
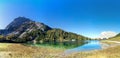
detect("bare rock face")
(6, 17), (31, 30)
(0, 17), (52, 36)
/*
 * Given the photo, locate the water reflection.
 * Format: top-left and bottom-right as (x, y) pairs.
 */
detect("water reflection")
(65, 40), (102, 54)
(29, 40), (102, 54)
(33, 40), (87, 49)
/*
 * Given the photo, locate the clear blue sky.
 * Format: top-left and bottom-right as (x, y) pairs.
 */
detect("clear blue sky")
(0, 0), (120, 38)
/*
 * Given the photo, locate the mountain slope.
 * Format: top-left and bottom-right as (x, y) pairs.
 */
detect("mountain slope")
(109, 33), (120, 41)
(0, 17), (89, 43)
(0, 17), (51, 35)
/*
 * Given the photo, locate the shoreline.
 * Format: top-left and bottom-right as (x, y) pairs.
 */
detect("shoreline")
(100, 40), (120, 49)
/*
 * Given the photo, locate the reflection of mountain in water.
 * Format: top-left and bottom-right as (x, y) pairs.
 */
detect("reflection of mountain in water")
(31, 40), (86, 49)
(65, 40), (102, 54)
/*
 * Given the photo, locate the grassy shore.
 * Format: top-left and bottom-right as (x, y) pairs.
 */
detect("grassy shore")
(0, 42), (120, 58)
(109, 36), (120, 42)
(0, 43), (66, 58)
(66, 45), (120, 58)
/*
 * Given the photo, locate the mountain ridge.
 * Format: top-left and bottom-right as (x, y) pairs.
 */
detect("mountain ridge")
(0, 17), (89, 43)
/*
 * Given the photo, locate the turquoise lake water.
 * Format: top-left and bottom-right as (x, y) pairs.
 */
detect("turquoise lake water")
(29, 40), (102, 54)
(65, 40), (102, 54)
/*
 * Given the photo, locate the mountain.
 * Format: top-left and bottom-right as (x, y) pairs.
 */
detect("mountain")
(109, 33), (120, 41)
(0, 17), (51, 35)
(0, 17), (89, 43)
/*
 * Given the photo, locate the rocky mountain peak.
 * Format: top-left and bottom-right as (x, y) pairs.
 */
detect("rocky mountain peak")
(6, 17), (32, 30)
(0, 17), (52, 35)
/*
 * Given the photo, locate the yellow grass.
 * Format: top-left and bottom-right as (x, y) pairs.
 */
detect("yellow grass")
(101, 40), (116, 45)
(0, 43), (11, 48)
(0, 43), (65, 58)
(0, 43), (120, 58)
(109, 37), (120, 41)
(66, 46), (120, 58)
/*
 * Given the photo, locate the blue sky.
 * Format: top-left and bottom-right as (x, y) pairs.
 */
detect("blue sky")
(0, 0), (120, 38)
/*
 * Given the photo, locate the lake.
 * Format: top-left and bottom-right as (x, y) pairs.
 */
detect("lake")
(29, 40), (102, 53)
(29, 40), (87, 49)
(65, 40), (102, 54)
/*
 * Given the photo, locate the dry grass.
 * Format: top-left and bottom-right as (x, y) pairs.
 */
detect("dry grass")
(0, 43), (120, 58)
(0, 43), (11, 48)
(0, 43), (65, 58)
(65, 46), (120, 58)
(109, 37), (120, 41)
(101, 40), (116, 45)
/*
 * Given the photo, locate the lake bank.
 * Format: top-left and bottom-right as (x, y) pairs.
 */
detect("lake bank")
(100, 40), (120, 49)
(0, 43), (65, 58)
(0, 40), (120, 58)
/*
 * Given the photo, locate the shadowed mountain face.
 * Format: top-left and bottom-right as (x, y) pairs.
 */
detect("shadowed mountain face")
(0, 17), (88, 43)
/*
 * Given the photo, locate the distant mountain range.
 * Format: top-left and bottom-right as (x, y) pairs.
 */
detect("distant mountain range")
(0, 17), (89, 43)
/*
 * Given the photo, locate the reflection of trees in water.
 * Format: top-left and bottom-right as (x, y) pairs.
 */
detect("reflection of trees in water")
(38, 40), (87, 49)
